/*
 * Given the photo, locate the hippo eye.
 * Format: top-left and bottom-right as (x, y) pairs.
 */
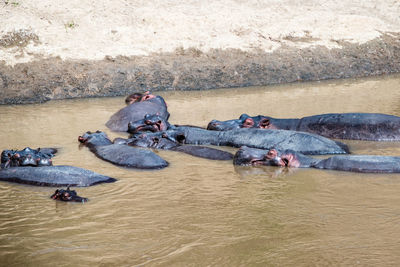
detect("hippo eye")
(144, 114), (151, 119)
(87, 131), (92, 134)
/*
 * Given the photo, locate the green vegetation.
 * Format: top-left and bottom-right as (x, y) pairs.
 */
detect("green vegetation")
(64, 21), (79, 31)
(4, 1), (20, 6)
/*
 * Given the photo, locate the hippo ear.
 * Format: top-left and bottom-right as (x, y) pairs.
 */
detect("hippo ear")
(266, 148), (278, 159)
(96, 130), (101, 133)
(239, 114), (250, 120)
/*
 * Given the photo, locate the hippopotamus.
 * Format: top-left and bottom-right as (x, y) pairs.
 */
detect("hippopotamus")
(207, 113), (400, 141)
(125, 91), (155, 105)
(78, 131), (169, 169)
(127, 114), (171, 134)
(135, 126), (349, 155)
(0, 165), (116, 186)
(233, 146), (400, 173)
(117, 133), (233, 160)
(51, 187), (88, 202)
(1, 147), (57, 169)
(106, 93), (169, 132)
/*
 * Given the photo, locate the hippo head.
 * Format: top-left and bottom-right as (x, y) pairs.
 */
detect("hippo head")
(1, 150), (17, 168)
(78, 131), (113, 147)
(207, 114), (275, 131)
(207, 114), (248, 131)
(51, 187), (88, 202)
(233, 146), (307, 167)
(1, 147), (53, 168)
(125, 91), (157, 105)
(128, 132), (178, 149)
(127, 114), (170, 134)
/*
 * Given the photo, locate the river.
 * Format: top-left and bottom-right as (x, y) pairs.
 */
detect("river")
(1, 74), (400, 266)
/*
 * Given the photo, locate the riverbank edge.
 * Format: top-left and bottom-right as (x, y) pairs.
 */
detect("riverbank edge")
(1, 32), (399, 105)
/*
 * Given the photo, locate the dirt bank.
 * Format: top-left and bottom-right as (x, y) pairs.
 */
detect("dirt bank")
(1, 0), (400, 104)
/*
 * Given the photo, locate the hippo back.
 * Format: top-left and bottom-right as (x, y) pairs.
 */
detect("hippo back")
(314, 155), (400, 173)
(297, 113), (400, 141)
(106, 96), (169, 132)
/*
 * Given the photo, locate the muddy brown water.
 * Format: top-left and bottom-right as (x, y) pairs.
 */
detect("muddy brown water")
(1, 74), (400, 266)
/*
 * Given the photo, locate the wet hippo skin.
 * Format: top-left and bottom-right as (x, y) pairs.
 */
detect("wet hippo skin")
(233, 146), (400, 173)
(51, 187), (89, 202)
(78, 130), (169, 169)
(0, 165), (117, 186)
(137, 126), (349, 155)
(208, 113), (400, 141)
(106, 95), (169, 132)
(120, 133), (234, 160)
(1, 147), (57, 169)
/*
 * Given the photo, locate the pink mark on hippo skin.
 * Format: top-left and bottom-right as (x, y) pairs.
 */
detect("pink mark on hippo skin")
(141, 91), (156, 101)
(280, 153), (300, 168)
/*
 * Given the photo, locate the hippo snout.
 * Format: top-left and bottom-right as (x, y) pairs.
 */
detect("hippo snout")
(207, 120), (220, 130)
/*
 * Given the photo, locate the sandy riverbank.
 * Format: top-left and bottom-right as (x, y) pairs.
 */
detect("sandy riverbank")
(1, 0), (399, 104)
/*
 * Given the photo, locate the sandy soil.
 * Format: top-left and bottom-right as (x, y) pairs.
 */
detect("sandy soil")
(0, 0), (400, 104)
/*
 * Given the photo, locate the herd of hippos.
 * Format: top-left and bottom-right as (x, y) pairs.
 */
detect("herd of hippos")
(2, 91), (400, 202)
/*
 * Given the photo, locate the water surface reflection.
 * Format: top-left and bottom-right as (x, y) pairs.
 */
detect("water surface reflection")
(1, 74), (400, 266)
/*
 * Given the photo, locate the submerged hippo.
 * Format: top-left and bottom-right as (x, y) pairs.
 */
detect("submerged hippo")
(51, 187), (88, 202)
(125, 91), (156, 105)
(207, 113), (400, 141)
(106, 94), (169, 132)
(0, 165), (116, 186)
(1, 147), (57, 169)
(136, 126), (349, 155)
(118, 133), (233, 160)
(78, 131), (169, 169)
(234, 146), (400, 173)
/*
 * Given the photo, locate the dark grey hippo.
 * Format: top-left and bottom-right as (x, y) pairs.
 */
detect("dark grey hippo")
(127, 114), (171, 134)
(106, 94), (169, 132)
(207, 113), (400, 141)
(51, 187), (89, 202)
(1, 147), (57, 169)
(234, 146), (400, 173)
(137, 126), (349, 155)
(117, 133), (233, 160)
(78, 131), (169, 169)
(0, 165), (116, 186)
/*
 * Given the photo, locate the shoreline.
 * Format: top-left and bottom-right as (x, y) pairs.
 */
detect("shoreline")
(1, 1), (400, 104)
(1, 33), (399, 104)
